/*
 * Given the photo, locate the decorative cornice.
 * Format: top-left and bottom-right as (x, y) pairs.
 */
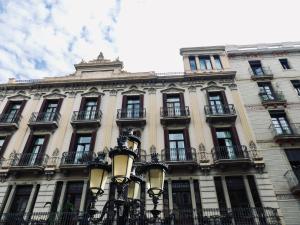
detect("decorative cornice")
(7, 93), (31, 100)
(161, 84), (185, 93)
(121, 88), (146, 95)
(43, 92), (67, 99)
(201, 84), (226, 91)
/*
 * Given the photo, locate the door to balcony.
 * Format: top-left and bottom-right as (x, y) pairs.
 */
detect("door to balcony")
(83, 99), (98, 120)
(258, 83), (275, 101)
(126, 96), (141, 118)
(208, 92), (226, 115)
(215, 129), (238, 160)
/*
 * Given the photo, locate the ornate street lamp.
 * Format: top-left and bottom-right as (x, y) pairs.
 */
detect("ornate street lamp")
(87, 129), (168, 224)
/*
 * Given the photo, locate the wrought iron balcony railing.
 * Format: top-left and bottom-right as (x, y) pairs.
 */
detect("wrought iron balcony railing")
(0, 207), (281, 225)
(117, 108), (146, 119)
(61, 151), (95, 166)
(259, 91), (286, 103)
(10, 153), (49, 167)
(160, 106), (190, 117)
(269, 123), (300, 137)
(204, 104), (236, 116)
(29, 112), (61, 123)
(71, 110), (102, 122)
(212, 145), (250, 162)
(284, 169), (300, 194)
(162, 148), (197, 162)
(0, 113), (22, 124)
(249, 66), (273, 77)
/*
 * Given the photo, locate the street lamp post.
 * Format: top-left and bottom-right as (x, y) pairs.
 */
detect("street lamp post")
(87, 129), (168, 225)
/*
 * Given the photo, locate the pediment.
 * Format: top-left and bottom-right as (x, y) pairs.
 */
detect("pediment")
(201, 85), (225, 92)
(81, 89), (105, 97)
(121, 88), (146, 95)
(8, 93), (31, 100)
(43, 92), (67, 99)
(161, 87), (185, 93)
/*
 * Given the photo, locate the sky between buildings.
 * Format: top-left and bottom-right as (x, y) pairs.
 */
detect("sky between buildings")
(0, 0), (299, 82)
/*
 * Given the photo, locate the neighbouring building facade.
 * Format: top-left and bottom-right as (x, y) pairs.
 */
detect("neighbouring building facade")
(0, 42), (298, 224)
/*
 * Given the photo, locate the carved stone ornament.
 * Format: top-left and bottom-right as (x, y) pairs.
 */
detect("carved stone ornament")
(81, 87), (105, 97)
(160, 84), (185, 93)
(121, 87), (146, 95)
(7, 92), (31, 100)
(109, 89), (118, 96)
(43, 90), (67, 99)
(228, 83), (238, 90)
(150, 145), (156, 154)
(52, 148), (60, 157)
(201, 82), (226, 92)
(188, 85), (196, 93)
(148, 87), (156, 94)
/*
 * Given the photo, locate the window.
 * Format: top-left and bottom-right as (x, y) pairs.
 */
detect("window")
(162, 93), (185, 117)
(121, 95), (143, 118)
(279, 58), (291, 70)
(22, 135), (49, 166)
(285, 149), (300, 181)
(39, 99), (62, 121)
(172, 181), (193, 225)
(270, 111), (292, 135)
(199, 55), (212, 70)
(9, 185), (33, 214)
(1, 101), (25, 123)
(0, 136), (10, 158)
(189, 56), (197, 71)
(249, 60), (264, 76)
(291, 80), (300, 96)
(208, 91), (228, 114)
(164, 129), (191, 161)
(214, 55), (223, 70)
(73, 134), (92, 163)
(79, 97), (100, 120)
(258, 82), (275, 101)
(63, 182), (84, 212)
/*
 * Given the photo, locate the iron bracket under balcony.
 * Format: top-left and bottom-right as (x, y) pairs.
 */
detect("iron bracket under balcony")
(270, 123), (300, 144)
(160, 106), (191, 126)
(211, 145), (253, 169)
(28, 112), (60, 131)
(0, 114), (21, 132)
(161, 148), (198, 172)
(204, 104), (237, 123)
(9, 153), (49, 174)
(259, 92), (287, 108)
(59, 151), (95, 174)
(70, 110), (102, 129)
(116, 108), (146, 127)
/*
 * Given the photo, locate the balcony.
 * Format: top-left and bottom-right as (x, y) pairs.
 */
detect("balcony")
(160, 106), (190, 125)
(161, 148), (198, 171)
(116, 108), (146, 127)
(211, 145), (252, 169)
(204, 104), (237, 123)
(269, 123), (300, 144)
(0, 207), (281, 225)
(70, 110), (102, 129)
(60, 151), (95, 172)
(249, 66), (274, 80)
(284, 169), (300, 195)
(259, 91), (287, 108)
(9, 153), (49, 173)
(28, 112), (60, 131)
(0, 113), (21, 132)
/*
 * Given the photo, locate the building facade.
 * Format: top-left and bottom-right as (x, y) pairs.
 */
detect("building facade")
(0, 43), (291, 224)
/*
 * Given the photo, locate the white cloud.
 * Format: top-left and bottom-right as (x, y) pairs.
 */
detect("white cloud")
(0, 0), (299, 82)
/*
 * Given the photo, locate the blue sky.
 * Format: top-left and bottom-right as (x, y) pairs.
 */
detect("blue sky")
(0, 0), (300, 82)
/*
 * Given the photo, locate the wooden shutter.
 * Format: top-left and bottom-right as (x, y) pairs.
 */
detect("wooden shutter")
(38, 99), (48, 113)
(40, 134), (50, 155)
(231, 126), (241, 146)
(121, 95), (127, 110)
(79, 97), (87, 112)
(220, 91), (229, 106)
(0, 135), (12, 158)
(23, 133), (34, 153)
(2, 101), (11, 114)
(96, 96), (101, 111)
(164, 128), (170, 160)
(183, 128), (191, 159)
(162, 93), (167, 108)
(179, 93), (185, 107)
(140, 95), (144, 117)
(210, 127), (219, 148)
(68, 132), (77, 152)
(16, 100), (27, 119)
(90, 131), (97, 152)
(56, 98), (64, 113)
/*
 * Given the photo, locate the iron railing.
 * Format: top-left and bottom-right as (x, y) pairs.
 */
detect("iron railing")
(71, 110), (102, 122)
(61, 151), (95, 166)
(10, 153), (49, 167)
(284, 169), (300, 191)
(249, 66), (273, 77)
(29, 112), (61, 123)
(162, 148), (197, 162)
(160, 106), (190, 117)
(269, 123), (300, 137)
(0, 208), (281, 225)
(259, 91), (286, 103)
(212, 145), (250, 162)
(204, 104), (236, 116)
(0, 113), (21, 124)
(117, 108), (146, 119)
